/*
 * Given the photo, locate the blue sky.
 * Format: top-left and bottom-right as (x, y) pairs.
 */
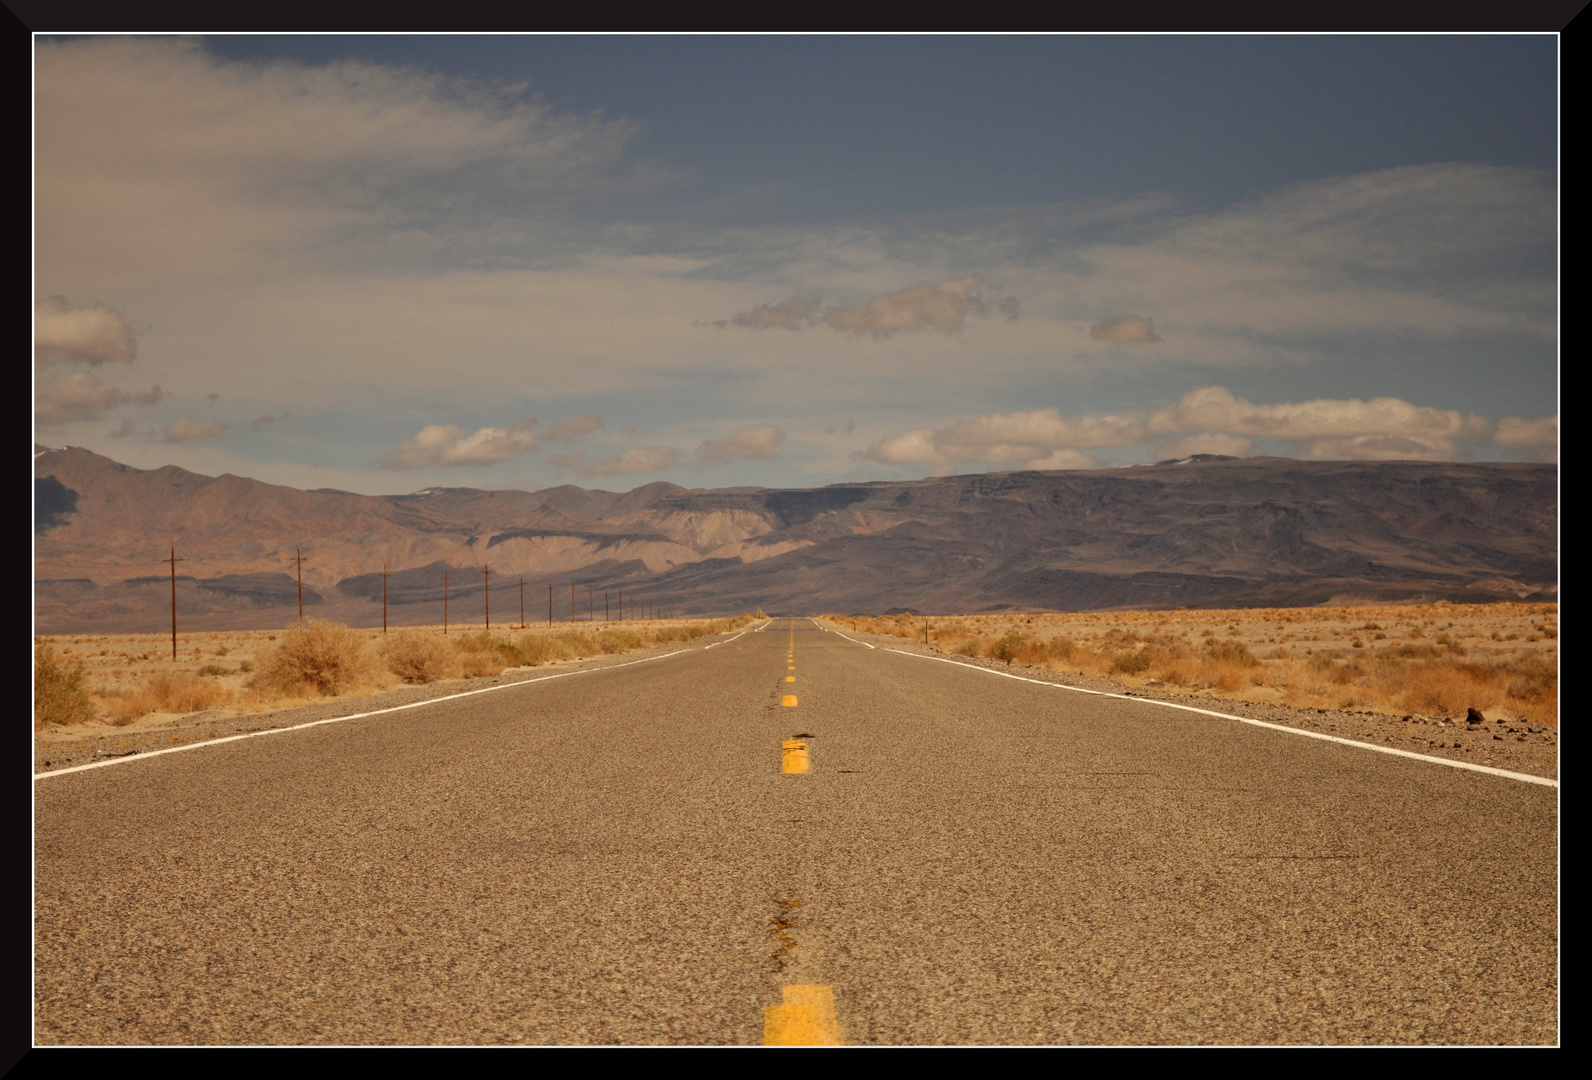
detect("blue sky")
(34, 35), (1558, 493)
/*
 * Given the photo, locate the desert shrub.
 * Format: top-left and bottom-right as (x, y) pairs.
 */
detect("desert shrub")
(101, 671), (234, 726)
(251, 619), (385, 696)
(1046, 638), (1078, 661)
(1204, 640), (1260, 667)
(1112, 646), (1160, 675)
(196, 663), (233, 676)
(381, 630), (463, 684)
(989, 630), (1026, 665)
(34, 643), (98, 728)
(952, 637), (982, 657)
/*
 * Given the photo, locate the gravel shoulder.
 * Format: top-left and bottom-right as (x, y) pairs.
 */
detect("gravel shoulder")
(33, 641), (697, 776)
(821, 622), (1559, 782)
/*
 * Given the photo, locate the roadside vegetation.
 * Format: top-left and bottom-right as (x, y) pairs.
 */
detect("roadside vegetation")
(34, 614), (759, 728)
(33, 644), (98, 729)
(835, 603), (1558, 726)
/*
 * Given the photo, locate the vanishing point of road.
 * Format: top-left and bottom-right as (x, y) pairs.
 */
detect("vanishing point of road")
(34, 619), (1557, 1045)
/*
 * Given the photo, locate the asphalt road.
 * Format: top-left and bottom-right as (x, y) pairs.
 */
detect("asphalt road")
(33, 619), (1558, 1045)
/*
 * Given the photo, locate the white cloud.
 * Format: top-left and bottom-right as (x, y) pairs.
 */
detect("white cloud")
(160, 417), (229, 443)
(35, 296), (137, 365)
(35, 373), (161, 424)
(864, 409), (1143, 466)
(865, 386), (1544, 472)
(1023, 449), (1098, 470)
(699, 424), (785, 463)
(1147, 386), (1490, 445)
(548, 414), (606, 442)
(379, 419), (539, 469)
(1494, 415), (1557, 447)
(1089, 315), (1161, 345)
(562, 446), (679, 476)
(1298, 434), (1461, 461)
(824, 275), (990, 337)
(250, 412), (292, 429)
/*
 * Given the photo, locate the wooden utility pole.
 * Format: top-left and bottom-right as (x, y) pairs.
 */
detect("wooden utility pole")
(163, 547), (183, 660)
(483, 564), (491, 630)
(605, 589), (610, 622)
(290, 547), (307, 625)
(588, 586), (594, 622)
(443, 571), (450, 634)
(380, 565), (391, 633)
(519, 577), (525, 628)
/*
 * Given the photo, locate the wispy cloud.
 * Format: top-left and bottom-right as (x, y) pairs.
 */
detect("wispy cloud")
(34, 296), (137, 365)
(555, 446), (679, 476)
(160, 417), (229, 443)
(35, 373), (161, 424)
(548, 414), (606, 442)
(378, 419), (539, 469)
(708, 295), (822, 330)
(1089, 315), (1161, 345)
(707, 278), (1021, 339)
(698, 424), (785, 463)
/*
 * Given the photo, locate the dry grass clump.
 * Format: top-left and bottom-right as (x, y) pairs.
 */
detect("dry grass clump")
(381, 629), (464, 684)
(249, 619), (387, 697)
(34, 643), (98, 729)
(98, 670), (235, 726)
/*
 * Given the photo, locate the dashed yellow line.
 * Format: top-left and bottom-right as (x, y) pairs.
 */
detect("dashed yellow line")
(781, 738), (808, 773)
(781, 695), (798, 707)
(764, 984), (843, 1045)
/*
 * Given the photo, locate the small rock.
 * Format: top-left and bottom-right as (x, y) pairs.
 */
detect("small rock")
(1466, 707), (1485, 725)
(1493, 734), (1503, 741)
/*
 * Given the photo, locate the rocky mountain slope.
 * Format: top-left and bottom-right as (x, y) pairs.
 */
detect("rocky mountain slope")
(33, 446), (1557, 632)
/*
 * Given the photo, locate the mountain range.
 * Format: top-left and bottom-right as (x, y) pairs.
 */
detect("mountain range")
(33, 446), (1557, 633)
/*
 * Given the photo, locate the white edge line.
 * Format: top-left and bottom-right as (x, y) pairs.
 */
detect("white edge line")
(828, 627), (876, 649)
(35, 648), (693, 782)
(882, 648), (1557, 789)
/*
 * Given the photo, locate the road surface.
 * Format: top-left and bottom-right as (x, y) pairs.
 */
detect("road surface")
(34, 619), (1557, 1044)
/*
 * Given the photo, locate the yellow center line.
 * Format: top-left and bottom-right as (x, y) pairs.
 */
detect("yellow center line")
(781, 738), (808, 771)
(786, 675), (795, 682)
(763, 984), (843, 1045)
(781, 694), (798, 707)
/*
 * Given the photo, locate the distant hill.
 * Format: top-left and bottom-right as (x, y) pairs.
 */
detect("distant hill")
(33, 446), (1557, 632)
